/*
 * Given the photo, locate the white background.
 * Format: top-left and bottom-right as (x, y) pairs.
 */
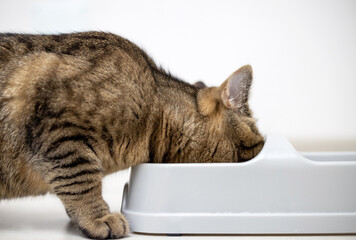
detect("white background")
(0, 0), (355, 150)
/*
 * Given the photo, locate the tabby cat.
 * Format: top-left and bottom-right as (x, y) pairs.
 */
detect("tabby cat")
(0, 32), (264, 239)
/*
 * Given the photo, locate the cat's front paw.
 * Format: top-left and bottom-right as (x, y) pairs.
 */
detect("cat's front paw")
(79, 213), (129, 239)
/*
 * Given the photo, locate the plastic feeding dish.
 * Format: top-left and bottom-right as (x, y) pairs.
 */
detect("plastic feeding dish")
(121, 135), (356, 235)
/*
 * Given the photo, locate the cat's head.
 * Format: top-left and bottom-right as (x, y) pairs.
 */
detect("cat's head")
(196, 65), (264, 162)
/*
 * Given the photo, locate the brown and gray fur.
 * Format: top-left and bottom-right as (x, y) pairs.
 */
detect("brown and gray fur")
(0, 32), (264, 239)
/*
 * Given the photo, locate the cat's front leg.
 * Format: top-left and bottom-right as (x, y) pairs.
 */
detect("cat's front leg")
(44, 152), (129, 239)
(69, 201), (128, 239)
(59, 185), (128, 239)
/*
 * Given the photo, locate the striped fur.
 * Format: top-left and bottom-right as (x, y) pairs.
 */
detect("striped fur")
(0, 32), (263, 239)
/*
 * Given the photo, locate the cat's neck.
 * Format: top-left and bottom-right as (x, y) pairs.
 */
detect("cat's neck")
(149, 71), (208, 163)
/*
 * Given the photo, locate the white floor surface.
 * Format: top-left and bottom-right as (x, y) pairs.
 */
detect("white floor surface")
(1, 171), (355, 240)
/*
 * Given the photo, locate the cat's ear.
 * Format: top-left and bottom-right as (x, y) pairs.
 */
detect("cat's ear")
(194, 81), (207, 89)
(220, 65), (252, 111)
(197, 65), (252, 116)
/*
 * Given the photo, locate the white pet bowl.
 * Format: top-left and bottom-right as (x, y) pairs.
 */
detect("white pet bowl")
(121, 135), (356, 234)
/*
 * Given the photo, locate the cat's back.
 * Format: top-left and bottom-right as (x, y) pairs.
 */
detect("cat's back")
(0, 31), (158, 103)
(0, 32), (159, 150)
(0, 31), (156, 66)
(0, 32), (157, 90)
